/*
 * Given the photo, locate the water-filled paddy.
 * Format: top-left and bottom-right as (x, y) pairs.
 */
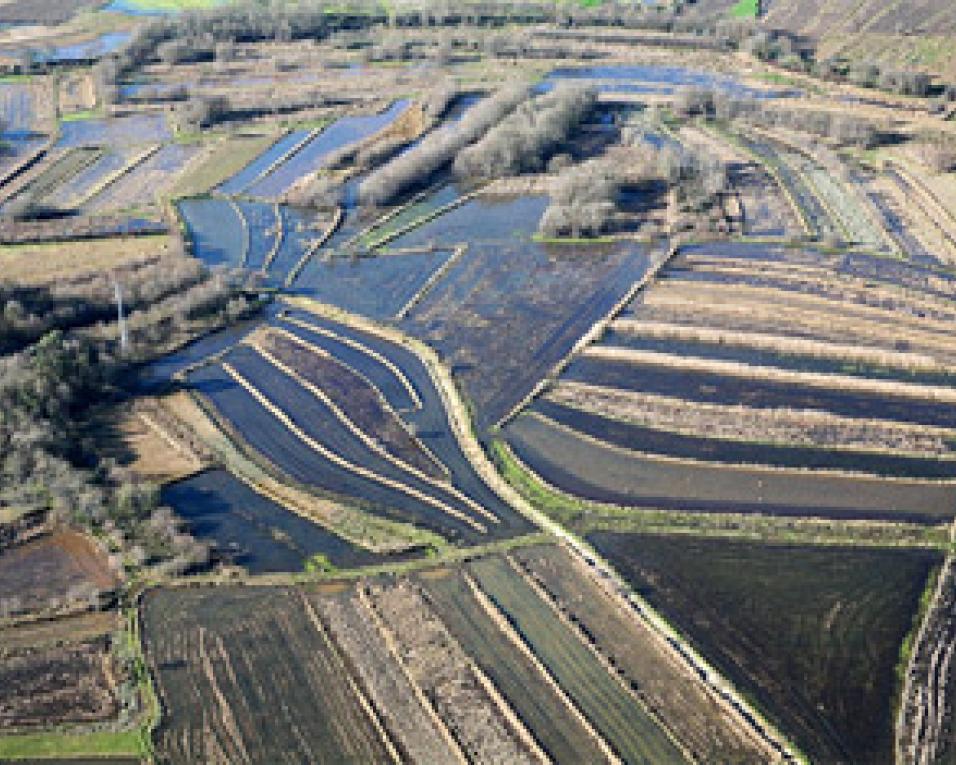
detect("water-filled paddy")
(532, 399), (956, 479)
(247, 101), (411, 198)
(178, 198), (245, 268)
(564, 356), (956, 429)
(57, 113), (171, 148)
(216, 130), (311, 196)
(389, 194), (656, 430)
(504, 411), (956, 520)
(599, 330), (956, 387)
(162, 468), (396, 573)
(293, 249), (455, 321)
(543, 65), (799, 99)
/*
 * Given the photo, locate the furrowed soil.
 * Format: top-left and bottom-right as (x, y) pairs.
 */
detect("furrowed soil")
(587, 531), (941, 764)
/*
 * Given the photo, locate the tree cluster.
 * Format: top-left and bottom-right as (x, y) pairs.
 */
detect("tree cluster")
(359, 82), (531, 207)
(539, 158), (619, 238)
(453, 82), (596, 181)
(0, 251), (257, 571)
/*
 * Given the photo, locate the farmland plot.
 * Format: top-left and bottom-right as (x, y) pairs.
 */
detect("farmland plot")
(588, 532), (941, 765)
(563, 356), (956, 430)
(510, 543), (774, 763)
(503, 411), (956, 521)
(57, 114), (171, 149)
(221, 345), (499, 535)
(306, 585), (464, 764)
(550, 381), (956, 460)
(466, 555), (687, 763)
(216, 130), (312, 196)
(740, 136), (835, 238)
(600, 328), (956, 387)
(276, 310), (535, 536)
(293, 248), (455, 321)
(392, 194), (656, 430)
(530, 398), (956, 479)
(88, 143), (201, 212)
(142, 586), (394, 764)
(237, 201), (279, 270)
(189, 357), (491, 543)
(266, 205), (314, 283)
(256, 329), (444, 480)
(0, 638), (118, 730)
(248, 101), (411, 198)
(0, 531), (117, 618)
(177, 198), (245, 269)
(42, 147), (141, 209)
(1, 148), (101, 213)
(161, 469), (396, 574)
(363, 577), (539, 763)
(420, 567), (618, 764)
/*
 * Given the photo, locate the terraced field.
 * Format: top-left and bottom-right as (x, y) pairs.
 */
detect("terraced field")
(504, 240), (956, 523)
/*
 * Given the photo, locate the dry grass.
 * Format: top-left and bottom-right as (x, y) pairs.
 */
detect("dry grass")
(585, 345), (956, 404)
(550, 381), (956, 457)
(613, 318), (953, 374)
(0, 235), (173, 285)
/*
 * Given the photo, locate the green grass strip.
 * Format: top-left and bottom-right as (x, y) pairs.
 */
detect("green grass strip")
(730, 0), (760, 18)
(0, 729), (146, 759)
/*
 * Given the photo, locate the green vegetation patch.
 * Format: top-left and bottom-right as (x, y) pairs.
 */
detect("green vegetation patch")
(0, 729), (147, 760)
(730, 0), (759, 18)
(588, 531), (941, 765)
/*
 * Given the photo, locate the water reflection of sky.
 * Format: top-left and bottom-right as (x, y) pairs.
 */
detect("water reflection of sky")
(541, 65), (800, 100)
(27, 31), (130, 64)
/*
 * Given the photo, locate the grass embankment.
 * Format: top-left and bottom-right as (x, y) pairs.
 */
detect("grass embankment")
(488, 439), (952, 550)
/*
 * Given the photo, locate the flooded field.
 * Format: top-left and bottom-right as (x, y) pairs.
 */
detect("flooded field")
(161, 469), (400, 574)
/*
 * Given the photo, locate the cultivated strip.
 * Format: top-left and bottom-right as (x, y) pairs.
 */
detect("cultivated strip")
(584, 345), (956, 404)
